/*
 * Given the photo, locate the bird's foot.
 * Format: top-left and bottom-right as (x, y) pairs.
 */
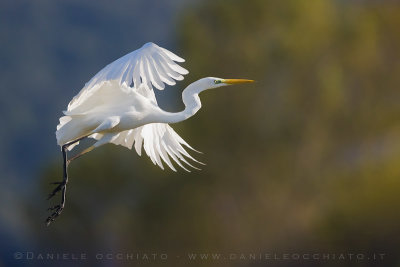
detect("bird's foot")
(47, 180), (67, 200)
(46, 180), (67, 226)
(45, 204), (64, 226)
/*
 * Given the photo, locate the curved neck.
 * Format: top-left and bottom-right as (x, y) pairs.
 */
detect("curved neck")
(163, 81), (205, 124)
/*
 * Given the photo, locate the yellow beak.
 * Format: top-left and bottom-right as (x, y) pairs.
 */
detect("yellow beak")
(222, 79), (255, 84)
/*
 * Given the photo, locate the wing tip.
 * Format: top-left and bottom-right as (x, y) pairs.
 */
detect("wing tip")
(142, 42), (157, 49)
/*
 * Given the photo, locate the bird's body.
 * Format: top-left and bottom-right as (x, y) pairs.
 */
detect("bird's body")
(47, 42), (253, 225)
(57, 81), (164, 146)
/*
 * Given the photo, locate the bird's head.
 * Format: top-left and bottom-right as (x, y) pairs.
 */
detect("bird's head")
(185, 77), (254, 98)
(201, 77), (254, 90)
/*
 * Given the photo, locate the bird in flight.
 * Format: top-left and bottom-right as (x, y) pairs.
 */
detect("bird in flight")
(46, 42), (254, 225)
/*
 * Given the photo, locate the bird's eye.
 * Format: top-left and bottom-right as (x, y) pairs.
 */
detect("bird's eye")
(214, 80), (221, 84)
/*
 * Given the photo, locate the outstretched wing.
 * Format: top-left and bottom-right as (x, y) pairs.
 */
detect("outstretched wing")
(59, 42), (201, 171)
(91, 123), (203, 172)
(67, 42), (188, 112)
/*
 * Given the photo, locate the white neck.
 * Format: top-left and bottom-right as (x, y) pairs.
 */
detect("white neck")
(162, 80), (207, 124)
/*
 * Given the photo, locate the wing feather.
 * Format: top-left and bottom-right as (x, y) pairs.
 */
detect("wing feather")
(151, 56), (177, 86)
(133, 129), (144, 156)
(145, 56), (165, 90)
(159, 46), (185, 62)
(94, 123), (201, 171)
(68, 42), (188, 112)
(132, 60), (141, 88)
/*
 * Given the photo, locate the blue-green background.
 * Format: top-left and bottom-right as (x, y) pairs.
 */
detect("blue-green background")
(1, 0), (400, 266)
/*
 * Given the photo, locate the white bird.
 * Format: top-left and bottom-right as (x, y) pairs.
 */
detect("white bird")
(46, 42), (253, 225)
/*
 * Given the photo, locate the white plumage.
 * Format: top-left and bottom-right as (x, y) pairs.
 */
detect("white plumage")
(57, 42), (200, 170)
(56, 42), (253, 171)
(48, 42), (253, 224)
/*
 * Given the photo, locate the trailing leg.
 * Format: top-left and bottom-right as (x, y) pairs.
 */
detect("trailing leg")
(46, 144), (69, 225)
(45, 136), (87, 226)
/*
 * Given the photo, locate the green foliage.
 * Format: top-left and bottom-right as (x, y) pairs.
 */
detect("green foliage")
(178, 0), (400, 262)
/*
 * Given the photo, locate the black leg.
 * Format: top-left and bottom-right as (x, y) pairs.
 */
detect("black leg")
(45, 136), (87, 226)
(45, 145), (68, 226)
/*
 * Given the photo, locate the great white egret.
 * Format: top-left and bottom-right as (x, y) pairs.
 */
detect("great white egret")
(46, 42), (253, 225)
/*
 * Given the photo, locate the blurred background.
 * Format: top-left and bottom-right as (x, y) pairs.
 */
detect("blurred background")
(1, 0), (400, 266)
